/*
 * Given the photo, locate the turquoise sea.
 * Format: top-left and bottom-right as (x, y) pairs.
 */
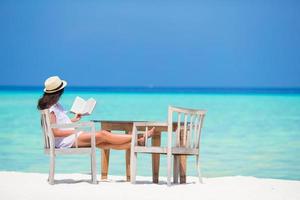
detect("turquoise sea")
(0, 88), (299, 180)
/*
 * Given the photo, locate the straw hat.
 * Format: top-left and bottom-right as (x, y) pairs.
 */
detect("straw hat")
(44, 76), (67, 93)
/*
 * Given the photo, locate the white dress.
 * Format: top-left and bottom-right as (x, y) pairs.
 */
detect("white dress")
(49, 103), (82, 148)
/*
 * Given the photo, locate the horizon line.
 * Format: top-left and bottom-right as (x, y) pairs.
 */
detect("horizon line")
(1, 85), (300, 89)
(1, 85), (300, 94)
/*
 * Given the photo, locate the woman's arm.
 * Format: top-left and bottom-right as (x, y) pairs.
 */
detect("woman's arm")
(50, 112), (75, 137)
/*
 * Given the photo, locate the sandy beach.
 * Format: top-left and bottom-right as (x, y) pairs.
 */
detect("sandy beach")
(1, 172), (299, 200)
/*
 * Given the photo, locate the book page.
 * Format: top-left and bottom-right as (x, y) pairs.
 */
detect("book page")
(83, 98), (96, 115)
(70, 96), (86, 114)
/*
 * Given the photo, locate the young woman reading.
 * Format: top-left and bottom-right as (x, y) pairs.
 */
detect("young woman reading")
(37, 76), (154, 149)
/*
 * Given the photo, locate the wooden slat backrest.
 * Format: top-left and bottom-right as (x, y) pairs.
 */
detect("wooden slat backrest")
(40, 109), (55, 150)
(132, 106), (206, 150)
(168, 106), (206, 149)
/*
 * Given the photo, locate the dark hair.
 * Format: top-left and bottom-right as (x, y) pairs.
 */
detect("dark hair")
(37, 89), (64, 110)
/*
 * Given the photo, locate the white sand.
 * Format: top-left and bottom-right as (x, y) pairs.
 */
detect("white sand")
(1, 172), (299, 200)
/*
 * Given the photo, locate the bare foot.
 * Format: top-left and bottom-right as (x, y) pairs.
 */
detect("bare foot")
(138, 127), (155, 145)
(145, 127), (155, 138)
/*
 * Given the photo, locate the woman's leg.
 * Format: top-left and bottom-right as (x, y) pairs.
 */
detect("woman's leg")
(75, 131), (130, 147)
(98, 130), (133, 144)
(100, 128), (155, 145)
(75, 128), (155, 147)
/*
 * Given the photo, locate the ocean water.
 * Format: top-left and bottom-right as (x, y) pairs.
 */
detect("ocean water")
(0, 89), (299, 180)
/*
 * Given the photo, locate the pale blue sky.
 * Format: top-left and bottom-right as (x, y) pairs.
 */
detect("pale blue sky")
(0, 0), (299, 87)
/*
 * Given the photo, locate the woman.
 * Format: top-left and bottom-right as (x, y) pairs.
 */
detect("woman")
(37, 76), (154, 149)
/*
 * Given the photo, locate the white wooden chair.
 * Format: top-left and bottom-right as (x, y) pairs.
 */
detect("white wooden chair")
(40, 109), (97, 185)
(130, 106), (206, 186)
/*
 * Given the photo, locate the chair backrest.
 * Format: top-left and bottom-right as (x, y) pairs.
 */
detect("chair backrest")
(40, 109), (55, 150)
(168, 106), (206, 149)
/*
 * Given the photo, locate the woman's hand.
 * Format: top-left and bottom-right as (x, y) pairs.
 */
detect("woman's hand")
(71, 114), (82, 122)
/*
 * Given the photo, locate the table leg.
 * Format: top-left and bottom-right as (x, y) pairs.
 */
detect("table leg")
(101, 149), (110, 180)
(179, 155), (186, 183)
(100, 124), (111, 180)
(152, 131), (161, 183)
(125, 131), (131, 181)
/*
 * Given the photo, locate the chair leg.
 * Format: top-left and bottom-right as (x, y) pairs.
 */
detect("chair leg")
(167, 152), (172, 186)
(196, 155), (203, 183)
(49, 155), (55, 185)
(173, 155), (179, 184)
(91, 153), (97, 184)
(130, 152), (137, 184)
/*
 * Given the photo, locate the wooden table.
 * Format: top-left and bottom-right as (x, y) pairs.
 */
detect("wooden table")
(92, 120), (187, 184)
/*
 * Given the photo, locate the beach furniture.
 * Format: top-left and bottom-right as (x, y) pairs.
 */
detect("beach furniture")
(40, 109), (97, 185)
(92, 120), (187, 183)
(130, 106), (207, 185)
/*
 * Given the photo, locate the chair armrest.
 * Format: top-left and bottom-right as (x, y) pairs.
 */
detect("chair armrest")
(50, 122), (94, 129)
(51, 122), (96, 148)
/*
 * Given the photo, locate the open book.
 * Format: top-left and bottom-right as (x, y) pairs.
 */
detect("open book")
(70, 96), (96, 116)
